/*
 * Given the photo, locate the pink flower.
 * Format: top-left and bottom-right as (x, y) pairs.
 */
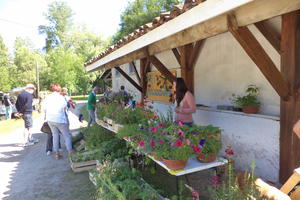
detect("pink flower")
(178, 129), (184, 136)
(178, 121), (184, 126)
(159, 123), (164, 127)
(159, 140), (164, 144)
(186, 139), (191, 145)
(211, 176), (221, 187)
(175, 140), (183, 147)
(150, 140), (155, 147)
(150, 126), (158, 132)
(139, 140), (145, 147)
(193, 145), (201, 153)
(170, 142), (175, 147)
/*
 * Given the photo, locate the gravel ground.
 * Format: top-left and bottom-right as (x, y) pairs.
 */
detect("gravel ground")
(0, 103), (95, 200)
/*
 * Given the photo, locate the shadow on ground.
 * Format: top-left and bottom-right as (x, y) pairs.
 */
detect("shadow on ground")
(0, 104), (96, 200)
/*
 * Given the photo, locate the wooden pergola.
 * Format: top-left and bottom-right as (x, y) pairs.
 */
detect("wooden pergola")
(85, 0), (300, 183)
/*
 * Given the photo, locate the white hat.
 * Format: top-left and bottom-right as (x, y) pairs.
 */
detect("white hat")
(26, 83), (36, 90)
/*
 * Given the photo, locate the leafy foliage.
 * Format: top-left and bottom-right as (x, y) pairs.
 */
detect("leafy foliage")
(38, 1), (74, 51)
(82, 125), (115, 150)
(231, 85), (261, 108)
(94, 158), (161, 200)
(112, 0), (182, 44)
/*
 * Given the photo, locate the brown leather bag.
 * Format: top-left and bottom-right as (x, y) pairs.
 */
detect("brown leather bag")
(293, 119), (300, 139)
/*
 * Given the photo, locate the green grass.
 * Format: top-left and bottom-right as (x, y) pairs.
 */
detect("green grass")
(0, 112), (41, 136)
(71, 94), (103, 103)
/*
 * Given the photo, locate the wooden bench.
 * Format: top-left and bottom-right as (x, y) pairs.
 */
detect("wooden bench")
(256, 168), (300, 200)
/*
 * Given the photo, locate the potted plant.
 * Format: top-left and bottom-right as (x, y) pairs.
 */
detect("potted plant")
(189, 125), (222, 163)
(144, 123), (194, 170)
(231, 85), (261, 114)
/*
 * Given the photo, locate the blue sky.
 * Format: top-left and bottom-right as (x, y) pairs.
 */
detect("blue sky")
(0, 0), (131, 52)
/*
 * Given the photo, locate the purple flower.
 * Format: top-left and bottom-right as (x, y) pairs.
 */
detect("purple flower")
(199, 139), (206, 147)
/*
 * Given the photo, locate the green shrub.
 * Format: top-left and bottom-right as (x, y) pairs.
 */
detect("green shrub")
(82, 126), (115, 150)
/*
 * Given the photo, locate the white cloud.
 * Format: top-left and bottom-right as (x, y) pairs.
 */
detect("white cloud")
(0, 0), (131, 53)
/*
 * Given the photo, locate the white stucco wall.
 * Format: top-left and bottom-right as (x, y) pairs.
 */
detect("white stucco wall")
(111, 17), (281, 183)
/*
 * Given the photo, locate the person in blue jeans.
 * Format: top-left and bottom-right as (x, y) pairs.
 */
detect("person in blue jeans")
(43, 83), (73, 159)
(87, 87), (99, 128)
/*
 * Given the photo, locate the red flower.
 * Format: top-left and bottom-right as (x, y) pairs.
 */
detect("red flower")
(150, 140), (155, 147)
(153, 115), (158, 120)
(178, 121), (184, 126)
(159, 140), (164, 144)
(159, 123), (164, 127)
(193, 145), (201, 153)
(175, 140), (183, 147)
(139, 140), (145, 147)
(150, 126), (158, 132)
(225, 148), (234, 155)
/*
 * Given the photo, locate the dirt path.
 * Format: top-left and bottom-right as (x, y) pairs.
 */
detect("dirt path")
(0, 103), (95, 200)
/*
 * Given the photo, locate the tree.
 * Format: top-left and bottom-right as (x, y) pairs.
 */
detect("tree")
(112, 0), (182, 43)
(38, 1), (73, 52)
(67, 27), (108, 62)
(0, 35), (11, 91)
(12, 37), (46, 89)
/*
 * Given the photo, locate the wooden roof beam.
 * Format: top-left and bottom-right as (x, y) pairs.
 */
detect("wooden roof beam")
(172, 48), (181, 65)
(228, 14), (291, 101)
(115, 66), (143, 92)
(86, 0), (300, 72)
(148, 56), (176, 83)
(131, 61), (141, 84)
(255, 20), (281, 54)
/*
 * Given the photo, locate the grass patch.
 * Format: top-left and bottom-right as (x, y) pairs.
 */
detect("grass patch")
(0, 112), (42, 136)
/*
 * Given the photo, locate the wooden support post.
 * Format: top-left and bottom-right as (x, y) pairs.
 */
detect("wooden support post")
(228, 14), (291, 101)
(255, 21), (281, 54)
(115, 66), (143, 92)
(148, 56), (176, 83)
(131, 61), (141, 84)
(140, 58), (149, 102)
(180, 43), (195, 93)
(280, 10), (300, 183)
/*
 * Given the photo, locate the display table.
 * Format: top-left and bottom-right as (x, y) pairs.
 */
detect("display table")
(96, 118), (228, 174)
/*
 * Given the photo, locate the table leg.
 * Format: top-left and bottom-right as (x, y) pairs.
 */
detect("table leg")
(176, 176), (179, 197)
(184, 174), (190, 185)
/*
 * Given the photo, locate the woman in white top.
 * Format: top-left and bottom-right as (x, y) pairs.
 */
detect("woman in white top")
(44, 83), (73, 159)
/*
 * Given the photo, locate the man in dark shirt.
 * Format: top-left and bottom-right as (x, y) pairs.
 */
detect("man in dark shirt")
(16, 83), (38, 147)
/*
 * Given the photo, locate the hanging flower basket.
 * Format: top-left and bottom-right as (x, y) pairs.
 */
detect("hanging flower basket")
(162, 159), (187, 170)
(196, 152), (217, 163)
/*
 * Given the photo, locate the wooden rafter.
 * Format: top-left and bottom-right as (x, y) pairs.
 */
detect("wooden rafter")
(189, 40), (205, 69)
(115, 66), (143, 92)
(131, 61), (141, 84)
(148, 56), (176, 83)
(172, 48), (181, 65)
(280, 10), (300, 183)
(227, 14), (290, 101)
(255, 21), (281, 54)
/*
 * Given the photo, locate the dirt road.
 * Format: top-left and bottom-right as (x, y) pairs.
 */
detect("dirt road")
(0, 103), (95, 200)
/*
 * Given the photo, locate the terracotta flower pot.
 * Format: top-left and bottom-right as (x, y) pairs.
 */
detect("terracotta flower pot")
(162, 159), (187, 170)
(196, 152), (217, 163)
(242, 106), (260, 114)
